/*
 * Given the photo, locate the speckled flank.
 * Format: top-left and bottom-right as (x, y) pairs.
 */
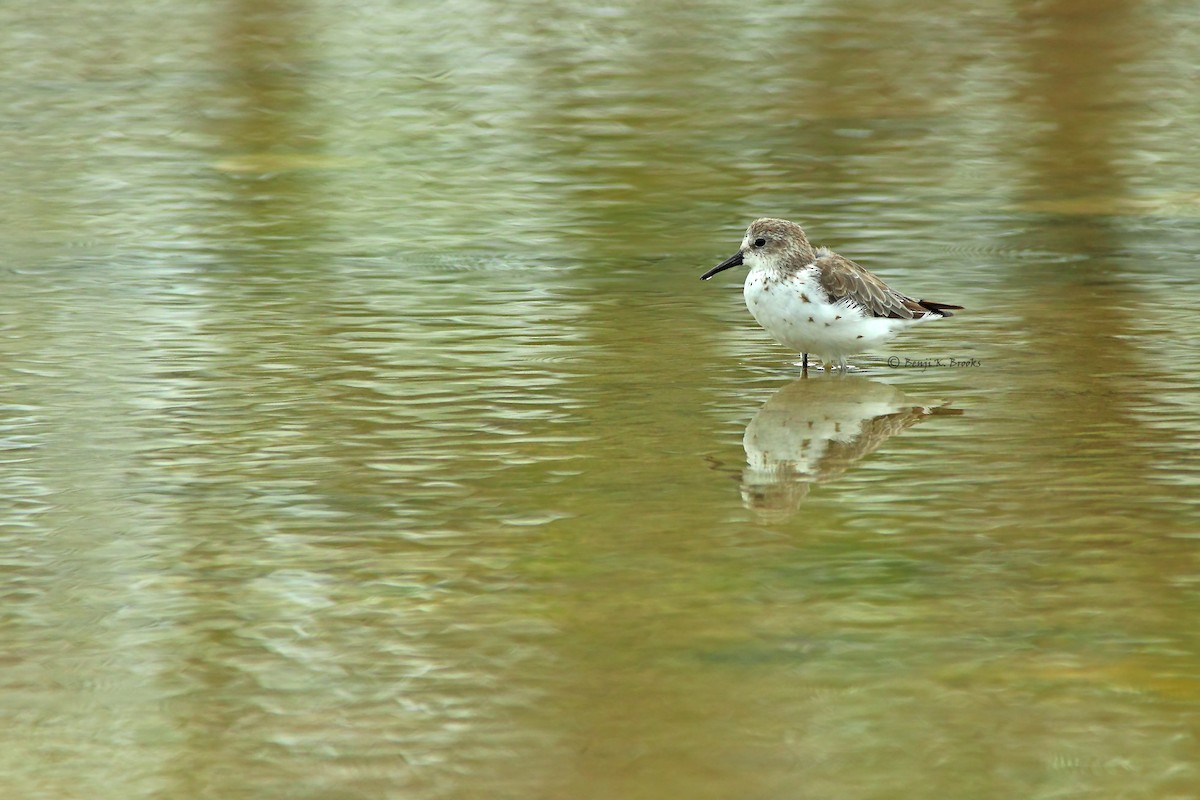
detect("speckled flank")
(744, 265), (928, 363)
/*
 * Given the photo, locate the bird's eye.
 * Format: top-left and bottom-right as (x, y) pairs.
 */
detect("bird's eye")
(753, 237), (767, 248)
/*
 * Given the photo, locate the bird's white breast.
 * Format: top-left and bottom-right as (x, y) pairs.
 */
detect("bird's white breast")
(743, 266), (904, 360)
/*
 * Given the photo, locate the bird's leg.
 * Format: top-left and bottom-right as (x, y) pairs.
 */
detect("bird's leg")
(801, 352), (809, 372)
(837, 356), (849, 372)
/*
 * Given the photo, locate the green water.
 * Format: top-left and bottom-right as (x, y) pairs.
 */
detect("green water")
(3, 1), (1200, 798)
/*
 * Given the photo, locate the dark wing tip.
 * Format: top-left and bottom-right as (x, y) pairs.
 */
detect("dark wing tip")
(916, 300), (964, 317)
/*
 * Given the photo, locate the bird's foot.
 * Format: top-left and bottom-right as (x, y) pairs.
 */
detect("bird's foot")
(829, 359), (864, 374)
(792, 357), (863, 373)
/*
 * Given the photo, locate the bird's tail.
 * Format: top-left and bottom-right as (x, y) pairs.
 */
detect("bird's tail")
(916, 299), (963, 317)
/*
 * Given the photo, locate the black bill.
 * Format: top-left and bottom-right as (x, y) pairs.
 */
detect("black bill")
(700, 250), (744, 280)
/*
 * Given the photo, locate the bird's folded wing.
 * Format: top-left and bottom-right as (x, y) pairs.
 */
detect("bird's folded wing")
(813, 253), (925, 319)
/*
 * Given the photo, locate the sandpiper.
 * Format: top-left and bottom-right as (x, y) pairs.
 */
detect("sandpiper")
(701, 218), (962, 371)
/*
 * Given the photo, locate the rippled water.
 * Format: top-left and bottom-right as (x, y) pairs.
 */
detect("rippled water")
(4, 0), (1200, 797)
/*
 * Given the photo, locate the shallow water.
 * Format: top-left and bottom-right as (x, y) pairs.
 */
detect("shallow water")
(3, 0), (1200, 798)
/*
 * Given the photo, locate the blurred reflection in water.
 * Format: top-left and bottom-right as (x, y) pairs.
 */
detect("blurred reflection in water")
(740, 377), (961, 521)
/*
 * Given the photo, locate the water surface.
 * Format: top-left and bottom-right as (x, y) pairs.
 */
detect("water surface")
(3, 1), (1200, 798)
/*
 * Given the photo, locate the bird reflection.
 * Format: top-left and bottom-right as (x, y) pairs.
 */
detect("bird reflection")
(741, 377), (961, 521)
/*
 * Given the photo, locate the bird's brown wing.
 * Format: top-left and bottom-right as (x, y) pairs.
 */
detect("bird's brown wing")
(814, 252), (928, 320)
